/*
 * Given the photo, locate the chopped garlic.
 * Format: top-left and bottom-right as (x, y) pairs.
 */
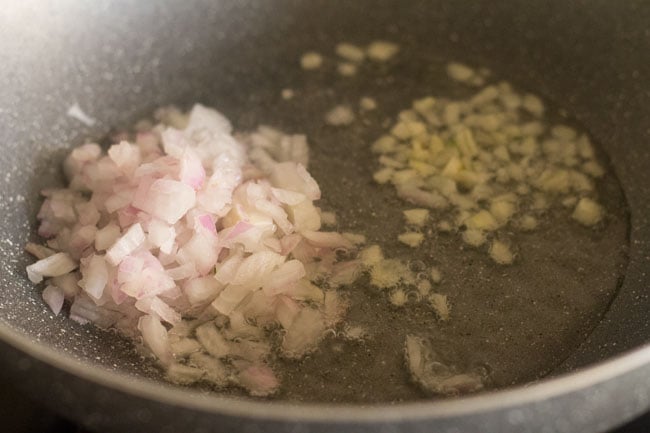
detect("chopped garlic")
(335, 42), (365, 63)
(360, 97), (377, 111)
(489, 240), (513, 265)
(343, 233), (366, 245)
(325, 105), (355, 126)
(462, 229), (486, 247)
(390, 289), (408, 307)
(490, 200), (516, 226)
(320, 211), (337, 226)
(373, 167), (394, 184)
(428, 293), (450, 320)
(300, 51), (323, 70)
(465, 210), (499, 231)
(518, 215), (538, 231)
(370, 258), (407, 288)
(281, 88), (295, 100)
(403, 209), (430, 226)
(572, 198), (603, 226)
(337, 62), (358, 77)
(367, 40), (400, 61)
(522, 94), (545, 117)
(398, 232), (425, 248)
(430, 267), (442, 284)
(359, 245), (384, 267)
(446, 62), (475, 83)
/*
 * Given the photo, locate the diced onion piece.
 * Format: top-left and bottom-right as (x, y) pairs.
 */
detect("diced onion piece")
(138, 314), (173, 365)
(106, 223), (145, 266)
(26, 252), (77, 283)
(133, 179), (196, 224)
(42, 285), (65, 315)
(282, 308), (325, 358)
(79, 254), (109, 300)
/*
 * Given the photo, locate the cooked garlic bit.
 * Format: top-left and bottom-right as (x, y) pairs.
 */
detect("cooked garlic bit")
(300, 51), (323, 70)
(367, 40), (400, 61)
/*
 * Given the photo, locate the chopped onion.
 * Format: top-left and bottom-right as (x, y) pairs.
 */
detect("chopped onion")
(42, 285), (65, 315)
(26, 252), (77, 283)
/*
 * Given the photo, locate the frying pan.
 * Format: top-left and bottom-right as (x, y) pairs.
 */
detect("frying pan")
(1, 0), (650, 431)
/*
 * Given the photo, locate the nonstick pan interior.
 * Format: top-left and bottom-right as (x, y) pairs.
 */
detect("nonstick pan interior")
(1, 0), (650, 429)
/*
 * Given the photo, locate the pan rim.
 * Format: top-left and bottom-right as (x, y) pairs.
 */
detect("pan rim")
(2, 322), (650, 423)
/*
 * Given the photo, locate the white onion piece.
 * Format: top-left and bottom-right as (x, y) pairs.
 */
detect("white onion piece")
(179, 149), (206, 190)
(135, 297), (181, 325)
(211, 284), (252, 316)
(231, 251), (285, 288)
(78, 254), (109, 300)
(26, 252), (77, 283)
(271, 187), (307, 206)
(270, 162), (321, 200)
(282, 308), (325, 358)
(184, 276), (222, 306)
(301, 231), (354, 249)
(108, 141), (141, 175)
(105, 223), (145, 266)
(50, 272), (81, 298)
(25, 242), (56, 260)
(138, 314), (173, 365)
(195, 322), (231, 358)
(94, 223), (121, 252)
(70, 295), (122, 328)
(262, 260), (306, 296)
(42, 285), (65, 315)
(147, 219), (176, 254)
(132, 179), (196, 225)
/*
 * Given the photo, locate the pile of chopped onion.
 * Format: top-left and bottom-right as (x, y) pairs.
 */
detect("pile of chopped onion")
(26, 104), (365, 397)
(372, 62), (607, 265)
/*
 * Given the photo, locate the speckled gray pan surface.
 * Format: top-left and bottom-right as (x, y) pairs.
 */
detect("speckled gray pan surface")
(1, 0), (650, 432)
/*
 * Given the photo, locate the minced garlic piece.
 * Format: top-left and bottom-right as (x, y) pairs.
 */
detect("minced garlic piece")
(367, 40), (400, 61)
(572, 198), (603, 226)
(398, 232), (424, 248)
(518, 215), (538, 231)
(337, 62), (358, 77)
(446, 62), (475, 83)
(403, 209), (430, 226)
(359, 245), (384, 267)
(430, 267), (442, 284)
(489, 240), (513, 265)
(390, 289), (408, 306)
(428, 293), (450, 320)
(370, 258), (408, 288)
(462, 229), (486, 247)
(335, 42), (365, 63)
(325, 105), (355, 126)
(360, 97), (377, 111)
(300, 52), (323, 70)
